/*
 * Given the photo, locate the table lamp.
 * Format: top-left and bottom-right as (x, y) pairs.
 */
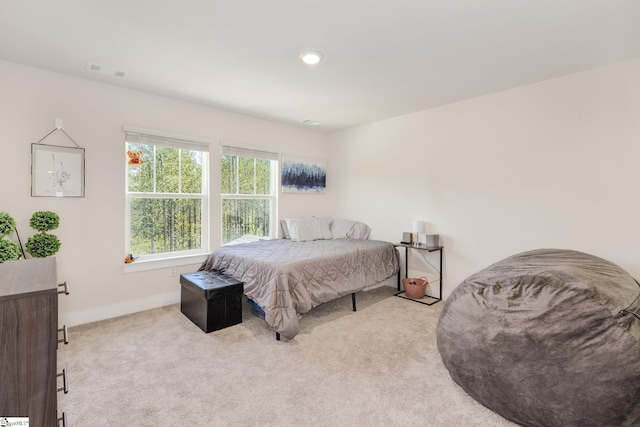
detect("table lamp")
(412, 220), (425, 246)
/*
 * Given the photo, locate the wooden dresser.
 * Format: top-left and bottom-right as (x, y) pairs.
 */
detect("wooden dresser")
(0, 258), (68, 426)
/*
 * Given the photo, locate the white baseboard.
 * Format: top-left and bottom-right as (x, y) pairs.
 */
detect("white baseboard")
(60, 290), (181, 327)
(61, 274), (400, 327)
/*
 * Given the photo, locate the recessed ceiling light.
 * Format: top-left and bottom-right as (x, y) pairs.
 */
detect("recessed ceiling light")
(300, 51), (323, 65)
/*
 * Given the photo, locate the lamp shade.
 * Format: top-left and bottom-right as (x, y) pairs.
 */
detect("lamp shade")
(412, 220), (425, 233)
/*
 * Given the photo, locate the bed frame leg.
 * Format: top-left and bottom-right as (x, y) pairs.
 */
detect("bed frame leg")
(274, 294), (357, 340)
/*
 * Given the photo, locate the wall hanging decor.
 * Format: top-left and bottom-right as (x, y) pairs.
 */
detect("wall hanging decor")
(281, 156), (327, 193)
(31, 119), (85, 197)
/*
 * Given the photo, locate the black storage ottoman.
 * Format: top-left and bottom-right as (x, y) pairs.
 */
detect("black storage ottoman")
(180, 270), (243, 333)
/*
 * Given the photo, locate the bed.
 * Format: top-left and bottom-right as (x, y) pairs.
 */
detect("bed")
(198, 218), (399, 339)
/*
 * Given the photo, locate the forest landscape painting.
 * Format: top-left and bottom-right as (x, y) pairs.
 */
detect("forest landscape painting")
(281, 156), (327, 193)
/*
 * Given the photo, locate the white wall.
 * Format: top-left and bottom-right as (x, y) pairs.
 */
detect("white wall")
(0, 59), (330, 326)
(4, 56), (638, 325)
(327, 58), (640, 299)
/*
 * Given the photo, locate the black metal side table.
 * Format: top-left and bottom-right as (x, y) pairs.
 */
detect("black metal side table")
(394, 243), (443, 306)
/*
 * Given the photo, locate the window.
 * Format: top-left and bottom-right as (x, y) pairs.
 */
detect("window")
(125, 128), (209, 261)
(220, 145), (278, 244)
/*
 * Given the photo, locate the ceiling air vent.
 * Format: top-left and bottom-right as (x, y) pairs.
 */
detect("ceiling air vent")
(86, 62), (126, 79)
(88, 62), (101, 72)
(300, 119), (320, 125)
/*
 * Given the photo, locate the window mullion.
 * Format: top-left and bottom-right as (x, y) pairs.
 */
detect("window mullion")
(235, 156), (239, 195)
(129, 192), (203, 199)
(178, 148), (182, 193)
(153, 145), (157, 193)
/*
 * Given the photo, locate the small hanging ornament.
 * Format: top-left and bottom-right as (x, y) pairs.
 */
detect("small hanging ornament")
(127, 150), (144, 166)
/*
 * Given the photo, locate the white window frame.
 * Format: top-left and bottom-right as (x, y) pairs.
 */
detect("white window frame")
(220, 144), (279, 245)
(124, 126), (210, 272)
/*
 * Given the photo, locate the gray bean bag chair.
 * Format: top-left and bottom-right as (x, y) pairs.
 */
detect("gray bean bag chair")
(437, 249), (640, 427)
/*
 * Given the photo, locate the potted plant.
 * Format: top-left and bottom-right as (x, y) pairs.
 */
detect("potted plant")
(0, 212), (21, 262)
(25, 211), (61, 258)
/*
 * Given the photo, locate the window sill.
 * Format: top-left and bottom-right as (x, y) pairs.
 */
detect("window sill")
(123, 253), (208, 274)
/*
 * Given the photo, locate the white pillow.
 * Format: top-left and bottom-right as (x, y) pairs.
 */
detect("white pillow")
(285, 217), (333, 241)
(314, 217), (333, 240)
(330, 218), (357, 239)
(280, 220), (291, 239)
(285, 218), (317, 241)
(347, 222), (371, 240)
(330, 218), (371, 240)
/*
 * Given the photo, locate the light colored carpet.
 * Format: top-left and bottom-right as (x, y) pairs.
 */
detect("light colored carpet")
(57, 286), (518, 426)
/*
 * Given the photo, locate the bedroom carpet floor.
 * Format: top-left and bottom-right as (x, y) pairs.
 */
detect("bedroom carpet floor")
(58, 286), (518, 426)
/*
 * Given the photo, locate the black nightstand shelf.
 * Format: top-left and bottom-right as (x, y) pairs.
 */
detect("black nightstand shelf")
(394, 243), (443, 306)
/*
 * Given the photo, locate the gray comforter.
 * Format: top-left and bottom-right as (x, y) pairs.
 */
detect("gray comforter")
(199, 238), (399, 339)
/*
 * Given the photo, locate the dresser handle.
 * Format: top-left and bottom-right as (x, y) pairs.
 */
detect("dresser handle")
(58, 281), (70, 295)
(57, 368), (68, 393)
(57, 411), (67, 427)
(58, 325), (69, 345)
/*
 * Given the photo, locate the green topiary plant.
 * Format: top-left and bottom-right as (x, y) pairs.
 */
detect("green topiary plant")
(0, 212), (16, 237)
(0, 239), (21, 262)
(0, 212), (21, 262)
(29, 211), (60, 233)
(25, 211), (61, 258)
(25, 234), (61, 258)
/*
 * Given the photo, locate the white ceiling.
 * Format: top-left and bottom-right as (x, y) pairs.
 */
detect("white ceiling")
(2, 1), (640, 132)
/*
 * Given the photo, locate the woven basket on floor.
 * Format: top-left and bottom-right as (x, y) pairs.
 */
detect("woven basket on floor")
(402, 277), (428, 299)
